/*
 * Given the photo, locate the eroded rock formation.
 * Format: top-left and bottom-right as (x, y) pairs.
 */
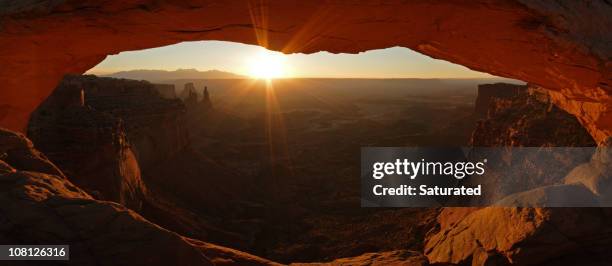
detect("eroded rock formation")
(57, 75), (190, 169)
(153, 83), (178, 99)
(26, 75), (193, 211)
(425, 207), (612, 265)
(424, 83), (612, 265)
(0, 127), (279, 266)
(26, 75), (264, 256)
(0, 1), (610, 142)
(0, 1), (611, 265)
(474, 83), (527, 116)
(291, 250), (428, 266)
(28, 82), (147, 210)
(471, 83), (596, 147)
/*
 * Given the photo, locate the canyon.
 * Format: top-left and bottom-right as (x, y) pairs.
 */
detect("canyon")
(0, 1), (611, 265)
(26, 76), (474, 263)
(4, 75), (608, 265)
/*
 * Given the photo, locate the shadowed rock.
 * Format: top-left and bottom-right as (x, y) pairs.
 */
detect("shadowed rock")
(0, 127), (280, 266)
(474, 83), (527, 116)
(425, 86), (612, 265)
(290, 250), (428, 266)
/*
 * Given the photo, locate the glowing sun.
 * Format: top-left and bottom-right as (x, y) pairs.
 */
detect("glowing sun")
(247, 50), (288, 80)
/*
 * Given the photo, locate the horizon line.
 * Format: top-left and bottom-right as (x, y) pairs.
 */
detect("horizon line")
(86, 75), (518, 81)
(85, 68), (504, 80)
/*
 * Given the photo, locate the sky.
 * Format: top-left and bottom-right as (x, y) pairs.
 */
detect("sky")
(87, 41), (496, 79)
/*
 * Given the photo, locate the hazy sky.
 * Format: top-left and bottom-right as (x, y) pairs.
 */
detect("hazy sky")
(87, 41), (495, 79)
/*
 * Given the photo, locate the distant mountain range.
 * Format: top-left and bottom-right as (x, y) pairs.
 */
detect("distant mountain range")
(103, 69), (246, 81)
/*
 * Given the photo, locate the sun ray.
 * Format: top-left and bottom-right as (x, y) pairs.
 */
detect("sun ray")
(248, 0), (269, 48)
(263, 80), (293, 180)
(281, 4), (343, 53)
(221, 79), (259, 111)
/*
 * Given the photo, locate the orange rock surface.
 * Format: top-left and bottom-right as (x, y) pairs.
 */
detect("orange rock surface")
(425, 207), (612, 265)
(0, 1), (610, 142)
(291, 250), (427, 266)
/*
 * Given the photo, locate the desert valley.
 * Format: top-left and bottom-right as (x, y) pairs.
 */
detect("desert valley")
(13, 68), (596, 264)
(1, 2), (610, 265)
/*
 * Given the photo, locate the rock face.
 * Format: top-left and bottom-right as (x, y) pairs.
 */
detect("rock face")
(425, 207), (612, 265)
(0, 128), (64, 178)
(58, 75), (190, 169)
(424, 83), (612, 265)
(26, 75), (260, 256)
(471, 84), (596, 147)
(0, 127), (279, 266)
(291, 250), (428, 266)
(153, 83), (178, 99)
(28, 79), (147, 211)
(182, 82), (200, 108)
(468, 84), (596, 205)
(474, 83), (527, 116)
(0, 1), (610, 142)
(26, 75), (190, 209)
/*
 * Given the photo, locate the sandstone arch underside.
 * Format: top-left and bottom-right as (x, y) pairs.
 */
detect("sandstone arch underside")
(0, 0), (610, 142)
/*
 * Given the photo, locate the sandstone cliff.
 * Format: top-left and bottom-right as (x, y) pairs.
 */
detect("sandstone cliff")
(473, 83), (527, 116)
(153, 83), (178, 99)
(471, 83), (596, 147)
(59, 75), (190, 169)
(467, 88), (596, 203)
(27, 75), (262, 256)
(27, 76), (175, 211)
(28, 101), (146, 211)
(28, 75), (195, 219)
(424, 83), (612, 265)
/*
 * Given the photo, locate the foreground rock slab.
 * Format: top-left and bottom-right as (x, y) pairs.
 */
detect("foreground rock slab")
(290, 250), (428, 266)
(425, 207), (612, 265)
(0, 127), (279, 266)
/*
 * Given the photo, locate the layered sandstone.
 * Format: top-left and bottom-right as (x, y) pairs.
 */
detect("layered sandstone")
(26, 75), (190, 208)
(58, 75), (190, 169)
(0, 127), (279, 266)
(471, 83), (596, 147)
(425, 207), (612, 265)
(473, 83), (527, 116)
(291, 250), (428, 266)
(468, 88), (597, 204)
(27, 75), (261, 253)
(0, 1), (611, 265)
(0, 1), (610, 142)
(424, 83), (612, 265)
(28, 79), (147, 211)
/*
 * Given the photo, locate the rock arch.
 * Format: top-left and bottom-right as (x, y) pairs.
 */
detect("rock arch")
(0, 0), (610, 142)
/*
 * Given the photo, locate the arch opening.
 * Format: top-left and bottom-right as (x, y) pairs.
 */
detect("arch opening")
(0, 1), (609, 143)
(0, 2), (610, 265)
(24, 40), (598, 263)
